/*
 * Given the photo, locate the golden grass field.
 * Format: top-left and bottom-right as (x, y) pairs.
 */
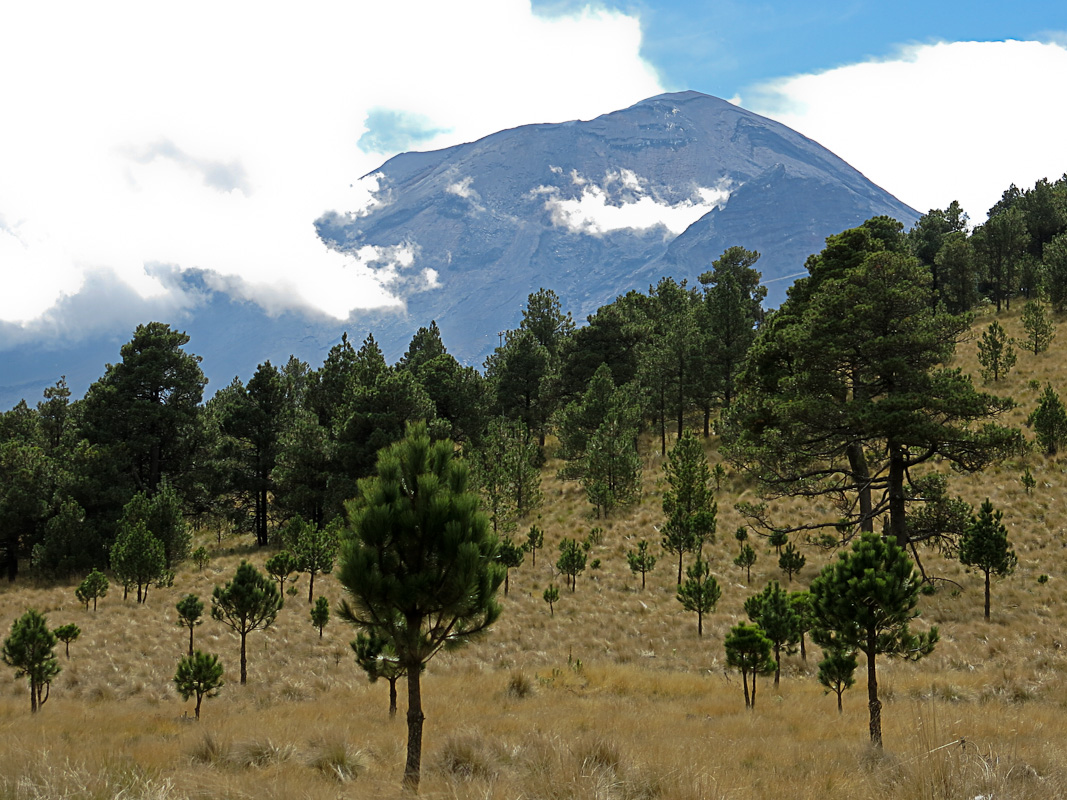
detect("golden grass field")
(2, 308), (1067, 799)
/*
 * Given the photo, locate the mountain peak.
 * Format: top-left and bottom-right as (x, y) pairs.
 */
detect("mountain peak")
(3, 92), (919, 408)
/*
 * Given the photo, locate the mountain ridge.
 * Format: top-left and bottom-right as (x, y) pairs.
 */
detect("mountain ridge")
(2, 91), (918, 408)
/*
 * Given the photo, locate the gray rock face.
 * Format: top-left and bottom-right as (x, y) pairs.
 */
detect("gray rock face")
(319, 91), (917, 364)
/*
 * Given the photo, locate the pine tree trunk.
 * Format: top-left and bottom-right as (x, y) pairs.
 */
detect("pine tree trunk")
(308, 571), (315, 604)
(30, 678), (38, 713)
(404, 664), (425, 791)
(240, 632), (248, 684)
(188, 626), (194, 658)
(867, 636), (882, 747)
(742, 668), (750, 708)
(846, 438), (874, 533)
(388, 677), (398, 718)
(773, 644), (781, 687)
(751, 671), (757, 710)
(887, 441), (909, 547)
(984, 569), (991, 619)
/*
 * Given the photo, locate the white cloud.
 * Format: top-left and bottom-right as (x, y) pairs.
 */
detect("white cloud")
(746, 40), (1067, 222)
(537, 170), (734, 236)
(0, 0), (662, 343)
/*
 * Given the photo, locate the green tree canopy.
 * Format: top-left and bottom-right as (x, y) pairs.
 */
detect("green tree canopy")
(211, 561), (282, 685)
(959, 498), (1017, 619)
(676, 557), (721, 637)
(744, 580), (799, 685)
(661, 431), (716, 583)
(977, 320), (1017, 383)
(724, 223), (1018, 548)
(724, 623), (775, 710)
(110, 519), (167, 604)
(174, 650), (224, 721)
(810, 531), (938, 747)
(337, 422), (503, 791)
(3, 609), (60, 713)
(79, 322), (207, 500)
(1028, 384), (1067, 455)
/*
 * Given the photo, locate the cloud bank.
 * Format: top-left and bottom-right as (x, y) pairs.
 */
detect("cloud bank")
(0, 0), (662, 345)
(536, 169), (734, 236)
(747, 39), (1067, 222)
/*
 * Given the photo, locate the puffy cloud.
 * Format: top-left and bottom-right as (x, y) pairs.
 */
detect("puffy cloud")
(746, 40), (1067, 222)
(0, 0), (662, 343)
(537, 169), (734, 236)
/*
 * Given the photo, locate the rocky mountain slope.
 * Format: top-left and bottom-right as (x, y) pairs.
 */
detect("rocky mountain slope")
(1, 91), (917, 407)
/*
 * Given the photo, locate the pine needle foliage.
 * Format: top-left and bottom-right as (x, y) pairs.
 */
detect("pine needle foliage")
(2, 609), (60, 713)
(337, 422), (503, 792)
(1028, 383), (1067, 454)
(976, 320), (1016, 382)
(810, 531), (938, 748)
(211, 562), (282, 685)
(676, 557), (721, 636)
(959, 498), (1017, 619)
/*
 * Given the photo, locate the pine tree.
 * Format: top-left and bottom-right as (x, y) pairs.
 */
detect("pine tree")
(556, 538), (587, 592)
(778, 541), (806, 583)
(811, 531), (938, 747)
(352, 632), (405, 717)
(2, 609), (60, 713)
(52, 624), (80, 659)
(976, 320), (1017, 382)
(733, 543), (757, 584)
(524, 525), (544, 567)
(817, 647), (857, 713)
(337, 423), (503, 792)
(1021, 300), (1055, 354)
(661, 431), (717, 583)
(174, 651), (223, 721)
(959, 498), (1017, 619)
(790, 591), (815, 661)
(1028, 384), (1067, 455)
(724, 623), (775, 710)
(724, 225), (1018, 548)
(290, 517), (339, 604)
(543, 584), (560, 616)
(676, 557), (721, 636)
(211, 561), (282, 685)
(265, 551), (299, 598)
(697, 246), (766, 424)
(744, 581), (799, 686)
(626, 540), (657, 589)
(75, 568), (109, 611)
(175, 594), (204, 657)
(111, 520), (167, 604)
(497, 537), (525, 596)
(310, 595), (330, 637)
(582, 400), (641, 518)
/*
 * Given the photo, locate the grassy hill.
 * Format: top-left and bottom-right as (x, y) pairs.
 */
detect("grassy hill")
(1, 307), (1066, 799)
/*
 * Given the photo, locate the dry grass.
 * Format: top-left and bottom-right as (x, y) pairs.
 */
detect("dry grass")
(3, 310), (1067, 797)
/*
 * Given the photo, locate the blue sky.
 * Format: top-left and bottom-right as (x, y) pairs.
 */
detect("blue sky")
(536, 0), (1067, 99)
(1, 1), (1066, 344)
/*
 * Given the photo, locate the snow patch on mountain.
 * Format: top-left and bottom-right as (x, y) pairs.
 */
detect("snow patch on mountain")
(534, 169), (735, 236)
